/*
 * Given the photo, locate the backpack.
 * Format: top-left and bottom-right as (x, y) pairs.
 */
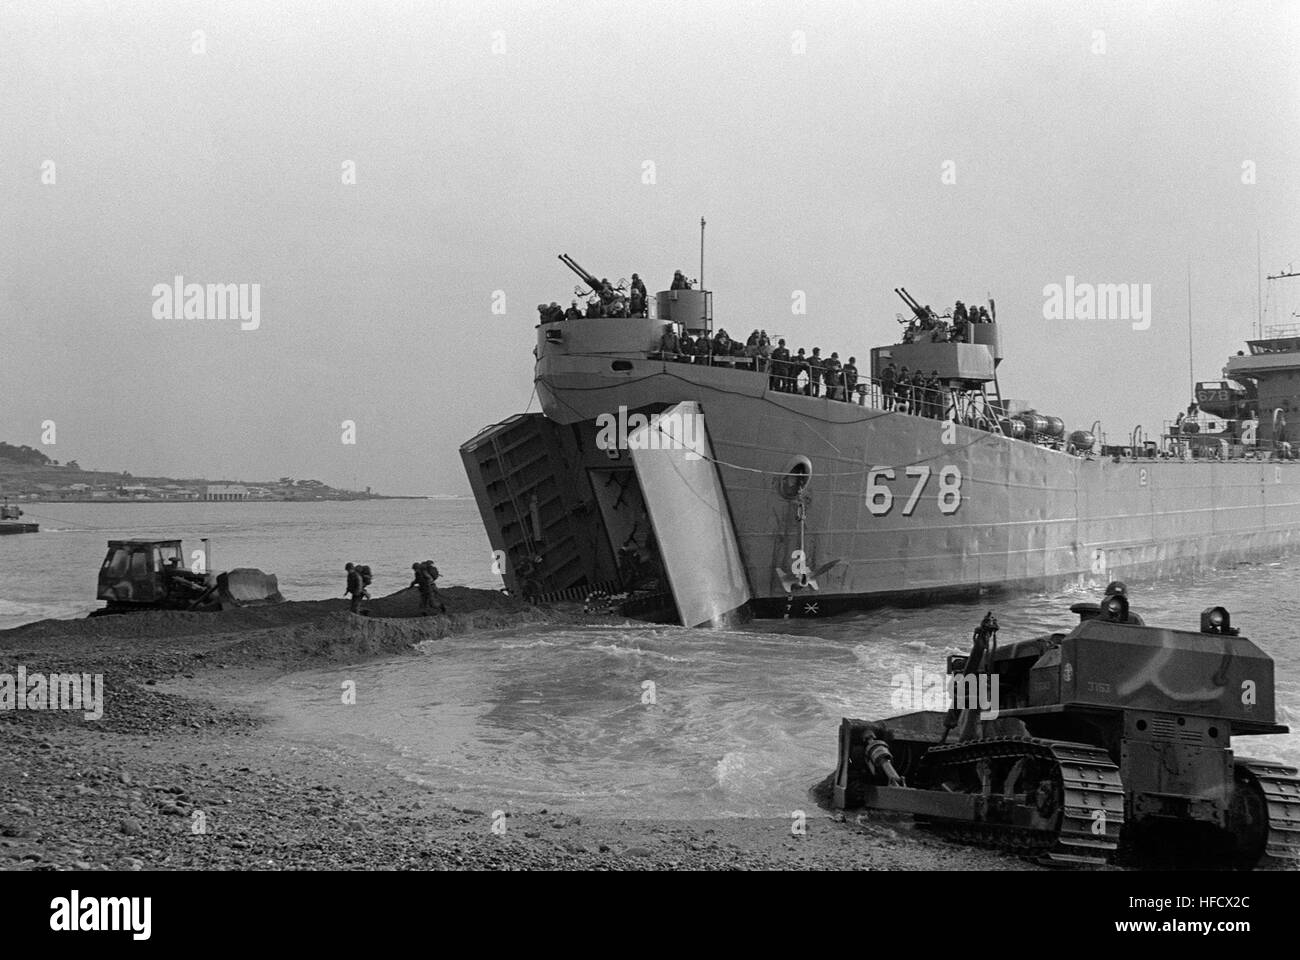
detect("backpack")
(424, 562), (439, 582)
(358, 565), (373, 587)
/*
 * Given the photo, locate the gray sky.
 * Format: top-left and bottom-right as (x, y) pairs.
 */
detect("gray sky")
(3, 0), (1298, 495)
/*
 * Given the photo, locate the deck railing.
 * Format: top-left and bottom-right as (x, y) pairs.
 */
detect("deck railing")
(639, 350), (1299, 462)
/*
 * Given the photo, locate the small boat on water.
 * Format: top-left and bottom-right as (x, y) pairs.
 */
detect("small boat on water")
(0, 502), (38, 534)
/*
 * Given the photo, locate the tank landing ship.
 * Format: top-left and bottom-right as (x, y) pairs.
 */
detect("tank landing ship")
(460, 252), (1300, 626)
(829, 588), (1300, 868)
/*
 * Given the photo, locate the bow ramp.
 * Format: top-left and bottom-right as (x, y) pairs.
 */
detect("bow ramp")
(626, 401), (750, 626)
(460, 404), (750, 626)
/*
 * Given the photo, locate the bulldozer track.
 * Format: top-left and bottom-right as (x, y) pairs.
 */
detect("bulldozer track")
(917, 737), (1125, 866)
(1235, 758), (1300, 866)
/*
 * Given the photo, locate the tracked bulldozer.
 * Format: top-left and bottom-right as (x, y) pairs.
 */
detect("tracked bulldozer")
(830, 585), (1300, 868)
(95, 539), (283, 613)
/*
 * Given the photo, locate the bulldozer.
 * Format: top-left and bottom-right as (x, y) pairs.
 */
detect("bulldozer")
(95, 539), (283, 613)
(830, 584), (1300, 868)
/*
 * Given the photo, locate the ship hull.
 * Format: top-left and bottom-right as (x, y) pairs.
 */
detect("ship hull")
(463, 351), (1300, 619)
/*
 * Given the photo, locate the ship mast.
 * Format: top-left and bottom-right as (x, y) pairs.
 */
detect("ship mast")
(1186, 259), (1194, 399)
(1264, 265), (1300, 336)
(1256, 231), (1262, 339)
(699, 216), (706, 289)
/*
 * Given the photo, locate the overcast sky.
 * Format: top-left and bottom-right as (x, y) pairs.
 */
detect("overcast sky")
(3, 0), (1298, 495)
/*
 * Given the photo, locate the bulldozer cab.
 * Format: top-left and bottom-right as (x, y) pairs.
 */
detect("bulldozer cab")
(98, 539), (184, 604)
(156, 541), (184, 570)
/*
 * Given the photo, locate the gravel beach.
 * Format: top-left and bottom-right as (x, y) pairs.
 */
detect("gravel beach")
(1, 588), (1035, 872)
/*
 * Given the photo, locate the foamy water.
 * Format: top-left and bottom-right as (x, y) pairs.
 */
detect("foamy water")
(257, 566), (1300, 820)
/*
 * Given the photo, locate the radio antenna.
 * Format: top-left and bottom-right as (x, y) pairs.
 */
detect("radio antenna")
(699, 217), (706, 290)
(1187, 258), (1195, 399)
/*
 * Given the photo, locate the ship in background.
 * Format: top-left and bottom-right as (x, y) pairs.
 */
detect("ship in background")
(461, 250), (1300, 626)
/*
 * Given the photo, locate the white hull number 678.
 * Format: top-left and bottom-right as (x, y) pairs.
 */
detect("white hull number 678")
(866, 465), (962, 516)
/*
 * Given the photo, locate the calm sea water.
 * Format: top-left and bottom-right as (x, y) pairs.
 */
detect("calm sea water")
(0, 498), (502, 627)
(5, 499), (1298, 819)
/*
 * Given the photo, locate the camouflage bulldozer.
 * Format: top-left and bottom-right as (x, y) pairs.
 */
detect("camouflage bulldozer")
(830, 586), (1300, 868)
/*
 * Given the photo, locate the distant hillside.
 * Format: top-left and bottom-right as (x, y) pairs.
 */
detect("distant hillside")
(0, 442), (56, 468)
(0, 441), (388, 502)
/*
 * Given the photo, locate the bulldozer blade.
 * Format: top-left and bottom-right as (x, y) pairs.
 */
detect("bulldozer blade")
(216, 568), (284, 607)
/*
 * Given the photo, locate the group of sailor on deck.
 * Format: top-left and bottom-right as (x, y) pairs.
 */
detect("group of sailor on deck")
(653, 327), (876, 404)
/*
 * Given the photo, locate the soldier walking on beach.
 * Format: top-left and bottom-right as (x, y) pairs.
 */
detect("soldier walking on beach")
(411, 562), (432, 613)
(345, 562), (364, 614)
(410, 561), (446, 614)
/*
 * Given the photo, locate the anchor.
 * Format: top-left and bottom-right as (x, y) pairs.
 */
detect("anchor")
(775, 500), (841, 616)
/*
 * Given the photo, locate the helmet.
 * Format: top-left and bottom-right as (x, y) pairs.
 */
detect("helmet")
(1104, 580), (1128, 597)
(412, 562), (420, 569)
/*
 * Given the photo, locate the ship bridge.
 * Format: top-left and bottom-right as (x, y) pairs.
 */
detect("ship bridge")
(1222, 323), (1300, 449)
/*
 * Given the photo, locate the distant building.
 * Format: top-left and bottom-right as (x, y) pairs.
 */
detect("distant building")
(205, 483), (249, 501)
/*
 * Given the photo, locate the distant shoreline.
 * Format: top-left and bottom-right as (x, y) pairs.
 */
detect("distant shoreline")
(10, 495), (437, 504)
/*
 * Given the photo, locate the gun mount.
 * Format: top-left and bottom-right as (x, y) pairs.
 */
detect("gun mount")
(558, 253), (607, 296)
(895, 287), (936, 322)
